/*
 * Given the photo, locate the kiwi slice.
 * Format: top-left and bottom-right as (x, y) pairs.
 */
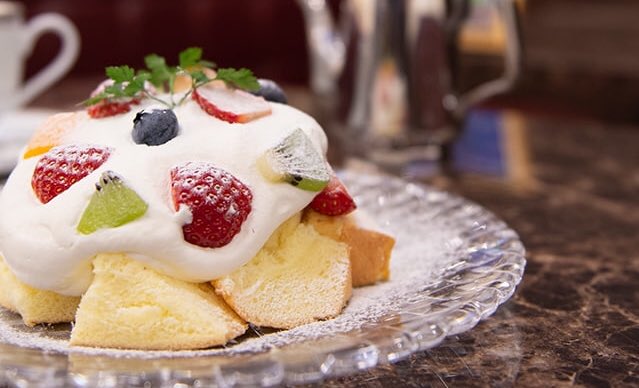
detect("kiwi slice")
(77, 171), (148, 235)
(257, 128), (330, 192)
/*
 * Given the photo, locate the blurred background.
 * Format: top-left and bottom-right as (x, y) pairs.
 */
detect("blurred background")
(17, 0), (639, 124)
(2, 2), (638, 386)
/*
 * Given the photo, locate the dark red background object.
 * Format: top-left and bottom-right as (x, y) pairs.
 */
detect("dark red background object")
(21, 0), (318, 85)
(18, 0), (639, 123)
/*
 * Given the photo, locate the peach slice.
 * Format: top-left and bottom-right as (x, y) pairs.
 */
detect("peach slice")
(173, 67), (219, 92)
(23, 112), (80, 159)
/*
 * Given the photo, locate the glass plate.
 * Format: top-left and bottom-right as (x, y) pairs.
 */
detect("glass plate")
(0, 171), (526, 387)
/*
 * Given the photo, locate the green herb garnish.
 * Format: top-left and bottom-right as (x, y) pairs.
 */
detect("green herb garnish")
(84, 47), (259, 109)
(215, 68), (260, 91)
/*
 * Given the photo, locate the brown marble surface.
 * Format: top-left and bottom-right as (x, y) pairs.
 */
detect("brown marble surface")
(316, 115), (639, 387)
(19, 81), (639, 386)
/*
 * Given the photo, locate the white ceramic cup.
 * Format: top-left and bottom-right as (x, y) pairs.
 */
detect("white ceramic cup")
(0, 1), (80, 112)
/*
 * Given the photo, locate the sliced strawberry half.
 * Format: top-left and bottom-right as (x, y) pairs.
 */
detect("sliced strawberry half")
(170, 162), (253, 248)
(192, 86), (271, 123)
(87, 99), (139, 119)
(32, 144), (112, 204)
(86, 79), (147, 119)
(309, 175), (357, 216)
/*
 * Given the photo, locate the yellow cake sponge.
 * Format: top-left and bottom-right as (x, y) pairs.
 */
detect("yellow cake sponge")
(70, 253), (247, 350)
(214, 214), (352, 329)
(0, 255), (80, 326)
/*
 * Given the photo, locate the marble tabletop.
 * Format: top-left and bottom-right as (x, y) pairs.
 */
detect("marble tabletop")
(320, 114), (639, 387)
(7, 81), (639, 386)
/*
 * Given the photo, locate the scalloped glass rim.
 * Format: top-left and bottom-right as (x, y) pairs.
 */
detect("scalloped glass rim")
(0, 171), (526, 387)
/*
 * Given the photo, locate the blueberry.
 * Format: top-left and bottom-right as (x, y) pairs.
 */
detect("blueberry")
(132, 109), (179, 146)
(251, 79), (288, 104)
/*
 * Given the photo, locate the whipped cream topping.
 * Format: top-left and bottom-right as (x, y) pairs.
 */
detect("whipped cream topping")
(0, 96), (328, 296)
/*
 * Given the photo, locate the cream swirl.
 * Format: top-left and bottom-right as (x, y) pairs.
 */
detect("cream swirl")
(0, 97), (328, 296)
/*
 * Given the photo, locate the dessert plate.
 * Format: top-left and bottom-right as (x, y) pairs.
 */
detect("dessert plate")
(0, 170), (526, 387)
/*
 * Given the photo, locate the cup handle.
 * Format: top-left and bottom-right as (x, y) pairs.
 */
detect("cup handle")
(453, 0), (521, 118)
(14, 13), (80, 108)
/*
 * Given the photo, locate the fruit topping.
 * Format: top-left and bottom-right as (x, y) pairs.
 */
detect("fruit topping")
(192, 86), (271, 123)
(257, 128), (329, 192)
(76, 171), (148, 235)
(132, 109), (179, 146)
(170, 162), (253, 248)
(251, 79), (288, 104)
(173, 67), (220, 93)
(32, 144), (111, 204)
(23, 112), (79, 159)
(83, 48), (261, 112)
(87, 100), (139, 119)
(309, 175), (357, 216)
(86, 79), (144, 119)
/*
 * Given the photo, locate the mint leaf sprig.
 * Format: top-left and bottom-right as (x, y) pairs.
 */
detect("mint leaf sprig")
(83, 47), (260, 109)
(83, 65), (151, 106)
(175, 48), (260, 106)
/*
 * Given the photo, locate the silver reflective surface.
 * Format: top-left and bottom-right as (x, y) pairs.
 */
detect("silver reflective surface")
(299, 0), (521, 175)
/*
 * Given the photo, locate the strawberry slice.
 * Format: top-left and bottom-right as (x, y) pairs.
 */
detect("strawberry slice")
(170, 162), (253, 248)
(86, 79), (147, 119)
(309, 175), (357, 216)
(31, 144), (112, 204)
(87, 99), (139, 119)
(192, 86), (271, 123)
